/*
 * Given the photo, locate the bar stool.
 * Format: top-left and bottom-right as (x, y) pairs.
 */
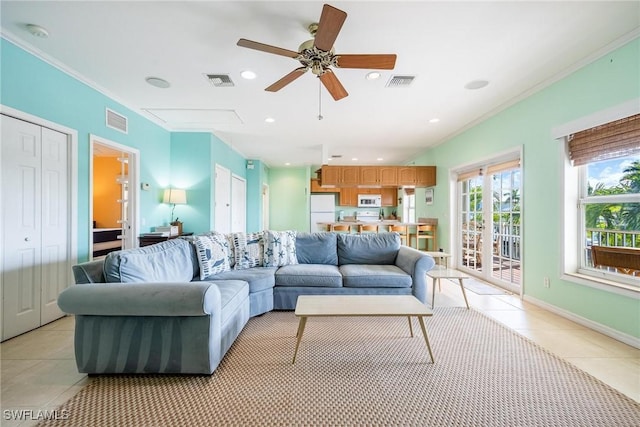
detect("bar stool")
(331, 224), (351, 233)
(413, 224), (436, 251)
(358, 224), (379, 234)
(389, 225), (408, 245)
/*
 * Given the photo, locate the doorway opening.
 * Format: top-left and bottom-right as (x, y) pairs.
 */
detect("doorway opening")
(90, 136), (138, 259)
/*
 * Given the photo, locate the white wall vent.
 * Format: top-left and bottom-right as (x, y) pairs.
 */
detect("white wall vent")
(386, 75), (416, 87)
(206, 74), (235, 87)
(106, 108), (128, 134)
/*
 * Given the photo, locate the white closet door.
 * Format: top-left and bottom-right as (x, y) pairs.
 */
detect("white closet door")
(214, 165), (232, 233)
(40, 127), (68, 323)
(2, 116), (43, 339)
(230, 175), (246, 233)
(1, 115), (69, 339)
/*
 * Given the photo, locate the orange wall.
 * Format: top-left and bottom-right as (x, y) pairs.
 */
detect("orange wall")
(93, 157), (124, 228)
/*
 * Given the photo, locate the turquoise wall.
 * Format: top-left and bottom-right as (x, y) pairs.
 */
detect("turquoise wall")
(170, 132), (251, 234)
(413, 38), (640, 338)
(2, 38), (260, 258)
(1, 38), (171, 262)
(269, 167), (310, 231)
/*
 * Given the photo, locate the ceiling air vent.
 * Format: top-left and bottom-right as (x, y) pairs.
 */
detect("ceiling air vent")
(106, 108), (128, 134)
(386, 75), (416, 87)
(206, 74), (235, 87)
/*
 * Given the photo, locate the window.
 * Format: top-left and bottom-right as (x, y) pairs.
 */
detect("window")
(402, 189), (415, 223)
(567, 114), (640, 287)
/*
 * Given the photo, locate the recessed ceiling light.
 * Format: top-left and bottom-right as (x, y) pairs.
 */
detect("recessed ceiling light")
(464, 80), (489, 90)
(366, 72), (381, 80)
(377, 157), (384, 161)
(327, 158), (332, 162)
(429, 118), (440, 123)
(265, 117), (275, 123)
(241, 70), (257, 80)
(25, 24), (49, 38)
(285, 162), (291, 166)
(352, 157), (358, 161)
(145, 77), (171, 88)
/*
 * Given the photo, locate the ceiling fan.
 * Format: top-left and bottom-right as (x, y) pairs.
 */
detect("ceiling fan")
(237, 3), (397, 101)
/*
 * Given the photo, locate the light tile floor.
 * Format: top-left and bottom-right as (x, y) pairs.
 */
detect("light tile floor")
(1, 279), (638, 426)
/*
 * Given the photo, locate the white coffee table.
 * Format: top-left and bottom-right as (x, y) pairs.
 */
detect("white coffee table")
(293, 295), (434, 364)
(426, 268), (470, 309)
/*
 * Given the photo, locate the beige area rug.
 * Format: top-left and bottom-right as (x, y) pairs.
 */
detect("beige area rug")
(40, 309), (639, 426)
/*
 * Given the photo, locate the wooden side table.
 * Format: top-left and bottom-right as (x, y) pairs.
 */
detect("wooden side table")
(138, 232), (193, 247)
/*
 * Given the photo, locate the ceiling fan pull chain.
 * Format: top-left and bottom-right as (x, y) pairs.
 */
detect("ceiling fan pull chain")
(318, 77), (324, 120)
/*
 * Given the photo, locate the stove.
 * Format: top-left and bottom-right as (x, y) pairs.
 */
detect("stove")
(356, 210), (380, 223)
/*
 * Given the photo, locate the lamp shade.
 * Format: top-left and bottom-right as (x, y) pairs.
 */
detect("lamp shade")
(163, 188), (187, 205)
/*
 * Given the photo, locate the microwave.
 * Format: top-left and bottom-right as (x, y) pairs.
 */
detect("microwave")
(358, 194), (382, 208)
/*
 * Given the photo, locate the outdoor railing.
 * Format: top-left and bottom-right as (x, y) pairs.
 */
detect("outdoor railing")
(586, 228), (640, 267)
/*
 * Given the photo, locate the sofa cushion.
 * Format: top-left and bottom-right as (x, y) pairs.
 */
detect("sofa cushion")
(337, 233), (400, 265)
(204, 267), (277, 294)
(275, 264), (343, 288)
(104, 239), (195, 283)
(263, 230), (298, 267)
(339, 264), (412, 288)
(231, 232), (264, 270)
(295, 232), (338, 265)
(194, 234), (230, 280)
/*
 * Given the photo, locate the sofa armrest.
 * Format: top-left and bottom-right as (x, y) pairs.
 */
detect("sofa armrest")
(395, 246), (436, 304)
(58, 282), (221, 317)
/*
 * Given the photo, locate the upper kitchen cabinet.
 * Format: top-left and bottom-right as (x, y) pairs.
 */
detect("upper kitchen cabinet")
(320, 165), (435, 187)
(397, 167), (417, 186)
(415, 166), (436, 187)
(379, 167), (398, 186)
(319, 165), (359, 186)
(398, 166), (436, 187)
(360, 166), (398, 186)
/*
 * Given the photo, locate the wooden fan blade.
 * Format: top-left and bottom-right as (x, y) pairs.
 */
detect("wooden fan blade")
(314, 4), (347, 52)
(237, 39), (299, 58)
(265, 68), (308, 92)
(320, 70), (348, 101)
(335, 54), (397, 70)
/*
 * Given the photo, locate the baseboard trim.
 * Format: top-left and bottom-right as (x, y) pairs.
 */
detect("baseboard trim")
(523, 295), (640, 349)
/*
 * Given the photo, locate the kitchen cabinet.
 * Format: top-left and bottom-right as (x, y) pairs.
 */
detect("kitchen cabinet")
(341, 166), (359, 186)
(379, 167), (398, 186)
(319, 166), (359, 186)
(320, 165), (436, 187)
(360, 166), (379, 185)
(381, 188), (397, 206)
(398, 166), (436, 187)
(416, 166), (436, 187)
(339, 187), (358, 206)
(360, 166), (398, 186)
(310, 179), (338, 193)
(397, 167), (417, 185)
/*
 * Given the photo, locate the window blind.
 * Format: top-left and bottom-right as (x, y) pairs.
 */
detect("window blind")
(568, 113), (640, 166)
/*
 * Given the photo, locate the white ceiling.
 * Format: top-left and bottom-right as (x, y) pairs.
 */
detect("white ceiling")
(2, 1), (639, 167)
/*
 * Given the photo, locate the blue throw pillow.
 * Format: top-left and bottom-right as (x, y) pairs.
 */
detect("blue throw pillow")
(194, 234), (231, 279)
(264, 230), (298, 267)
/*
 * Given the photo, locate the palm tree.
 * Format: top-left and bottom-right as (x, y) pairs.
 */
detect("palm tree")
(620, 161), (640, 231)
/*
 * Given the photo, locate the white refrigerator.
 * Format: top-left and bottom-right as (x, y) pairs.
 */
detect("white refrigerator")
(310, 194), (335, 232)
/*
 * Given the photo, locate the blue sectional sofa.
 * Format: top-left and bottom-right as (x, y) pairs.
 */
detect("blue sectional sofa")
(58, 231), (435, 375)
